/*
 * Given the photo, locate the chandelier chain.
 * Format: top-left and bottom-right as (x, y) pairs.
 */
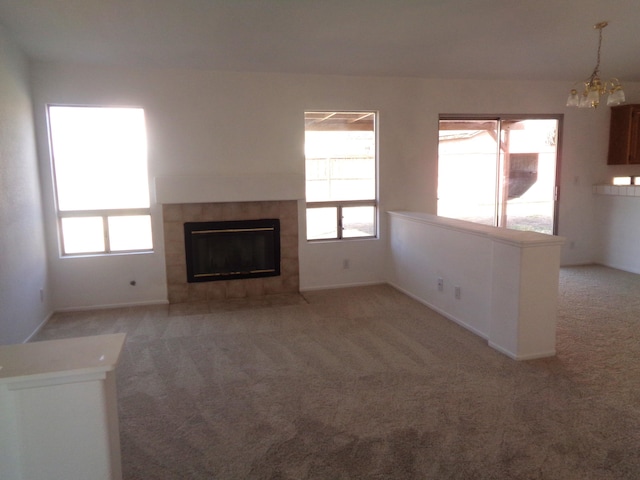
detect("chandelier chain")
(593, 25), (603, 79)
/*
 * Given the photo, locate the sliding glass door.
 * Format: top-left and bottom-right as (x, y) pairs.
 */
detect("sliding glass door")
(437, 116), (561, 235)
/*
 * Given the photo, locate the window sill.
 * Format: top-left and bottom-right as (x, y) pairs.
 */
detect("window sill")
(60, 249), (155, 259)
(307, 236), (379, 244)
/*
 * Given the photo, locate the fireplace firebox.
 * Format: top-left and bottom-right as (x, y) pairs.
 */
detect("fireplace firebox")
(184, 219), (280, 283)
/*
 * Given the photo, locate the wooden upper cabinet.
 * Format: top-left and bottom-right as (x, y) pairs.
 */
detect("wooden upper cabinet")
(608, 104), (640, 165)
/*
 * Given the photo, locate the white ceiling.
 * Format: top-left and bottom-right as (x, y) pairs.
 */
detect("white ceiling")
(0, 0), (639, 82)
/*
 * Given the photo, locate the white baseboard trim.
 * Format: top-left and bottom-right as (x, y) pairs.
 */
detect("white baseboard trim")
(300, 281), (385, 292)
(387, 281), (489, 341)
(23, 310), (55, 343)
(488, 342), (556, 361)
(54, 299), (169, 313)
(592, 261), (640, 276)
(389, 282), (556, 361)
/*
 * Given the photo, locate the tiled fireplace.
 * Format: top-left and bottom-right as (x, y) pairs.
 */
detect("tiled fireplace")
(162, 200), (299, 303)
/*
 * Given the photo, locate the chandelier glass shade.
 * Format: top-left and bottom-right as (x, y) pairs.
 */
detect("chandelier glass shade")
(566, 22), (625, 109)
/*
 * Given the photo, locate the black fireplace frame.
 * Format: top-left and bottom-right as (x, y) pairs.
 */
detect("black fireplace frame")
(184, 218), (281, 283)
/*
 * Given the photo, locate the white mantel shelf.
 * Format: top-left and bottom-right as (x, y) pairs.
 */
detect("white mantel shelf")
(593, 185), (640, 197)
(0, 334), (126, 480)
(154, 173), (305, 204)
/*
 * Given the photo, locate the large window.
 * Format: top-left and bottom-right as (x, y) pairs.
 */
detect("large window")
(304, 111), (377, 240)
(437, 116), (561, 235)
(48, 105), (153, 255)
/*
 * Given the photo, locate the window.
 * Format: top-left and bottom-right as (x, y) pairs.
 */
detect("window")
(437, 116), (561, 235)
(48, 105), (153, 255)
(304, 111), (377, 240)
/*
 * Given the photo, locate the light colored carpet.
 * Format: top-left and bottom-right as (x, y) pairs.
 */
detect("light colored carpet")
(34, 265), (640, 479)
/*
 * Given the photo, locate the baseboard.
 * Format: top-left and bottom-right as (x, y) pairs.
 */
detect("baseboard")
(488, 342), (556, 361)
(54, 299), (169, 313)
(300, 281), (386, 292)
(387, 282), (489, 340)
(23, 310), (55, 343)
(389, 282), (560, 360)
(590, 261), (640, 276)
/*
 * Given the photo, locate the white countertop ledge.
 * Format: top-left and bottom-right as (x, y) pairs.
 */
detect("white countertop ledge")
(388, 211), (565, 248)
(0, 333), (126, 385)
(593, 184), (640, 197)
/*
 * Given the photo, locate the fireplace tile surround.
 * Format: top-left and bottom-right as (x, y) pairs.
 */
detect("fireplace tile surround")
(163, 201), (299, 304)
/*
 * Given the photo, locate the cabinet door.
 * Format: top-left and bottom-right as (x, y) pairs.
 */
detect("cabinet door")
(630, 107), (640, 164)
(608, 106), (632, 165)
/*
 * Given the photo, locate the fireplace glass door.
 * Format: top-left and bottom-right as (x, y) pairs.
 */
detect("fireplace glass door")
(184, 219), (280, 282)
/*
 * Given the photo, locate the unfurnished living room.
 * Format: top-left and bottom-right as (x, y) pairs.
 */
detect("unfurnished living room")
(1, 1), (640, 479)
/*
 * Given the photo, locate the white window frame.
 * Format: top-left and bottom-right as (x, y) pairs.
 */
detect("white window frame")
(55, 208), (153, 255)
(437, 114), (562, 235)
(304, 111), (379, 241)
(305, 200), (378, 240)
(47, 104), (153, 256)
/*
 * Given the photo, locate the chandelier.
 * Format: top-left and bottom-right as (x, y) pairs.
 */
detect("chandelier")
(566, 21), (625, 109)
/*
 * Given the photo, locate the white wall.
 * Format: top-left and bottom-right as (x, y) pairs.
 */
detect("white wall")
(589, 84), (640, 273)
(28, 60), (640, 310)
(387, 212), (563, 359)
(595, 192), (640, 274)
(0, 28), (50, 344)
(30, 64), (430, 305)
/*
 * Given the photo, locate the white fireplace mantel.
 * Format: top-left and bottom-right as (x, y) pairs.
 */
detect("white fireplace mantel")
(154, 173), (305, 204)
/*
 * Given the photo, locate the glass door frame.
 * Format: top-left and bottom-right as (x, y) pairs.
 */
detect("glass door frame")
(438, 113), (563, 236)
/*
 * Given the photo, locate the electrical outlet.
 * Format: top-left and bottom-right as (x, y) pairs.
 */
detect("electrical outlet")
(437, 278), (444, 291)
(39, 288), (44, 303)
(342, 259), (350, 269)
(454, 286), (461, 299)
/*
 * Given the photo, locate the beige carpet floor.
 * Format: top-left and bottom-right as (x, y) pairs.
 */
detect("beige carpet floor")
(34, 265), (640, 479)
